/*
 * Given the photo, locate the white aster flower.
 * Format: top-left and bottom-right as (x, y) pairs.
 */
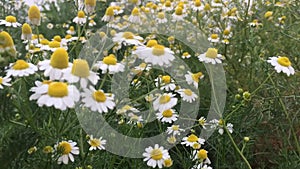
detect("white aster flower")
(181, 134), (205, 147)
(0, 15), (21, 27)
(177, 88), (198, 103)
(153, 93), (177, 112)
(155, 75), (176, 91)
(81, 86), (115, 113)
(198, 48), (223, 64)
(88, 135), (106, 151)
(166, 125), (185, 136)
(73, 10), (87, 25)
(156, 109), (178, 123)
(95, 54), (125, 74)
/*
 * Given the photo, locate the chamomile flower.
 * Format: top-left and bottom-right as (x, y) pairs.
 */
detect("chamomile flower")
(128, 7), (141, 23)
(185, 71), (204, 88)
(102, 6), (115, 22)
(222, 28), (233, 39)
(211, 0), (223, 8)
(62, 59), (99, 88)
(81, 86), (115, 113)
(0, 15), (21, 27)
(38, 48), (72, 80)
(112, 31), (143, 46)
(208, 34), (220, 43)
(134, 41), (175, 66)
(73, 10), (87, 25)
(191, 0), (204, 12)
(177, 88), (198, 103)
(153, 93), (177, 112)
(267, 56), (295, 76)
(127, 113), (144, 124)
(249, 19), (263, 28)
(0, 76), (11, 89)
(182, 52), (191, 59)
(162, 0), (173, 12)
(55, 140), (80, 165)
(95, 54), (125, 74)
(29, 80), (51, 101)
(28, 5), (41, 26)
(192, 149), (211, 164)
(172, 7), (185, 21)
(155, 75), (176, 91)
(143, 144), (170, 168)
(33, 82), (80, 110)
(89, 19), (96, 27)
(84, 0), (96, 14)
(116, 105), (139, 115)
(156, 12), (168, 24)
(156, 109), (178, 123)
(6, 59), (37, 77)
(181, 134), (205, 147)
(88, 135), (106, 151)
(166, 125), (184, 136)
(21, 23), (32, 40)
(66, 26), (76, 35)
(198, 48), (223, 64)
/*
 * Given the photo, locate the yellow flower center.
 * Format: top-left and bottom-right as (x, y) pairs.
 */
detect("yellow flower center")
(184, 89), (193, 96)
(90, 138), (101, 147)
(197, 149), (208, 160)
(264, 11), (273, 18)
(42, 80), (52, 85)
(122, 32), (134, 39)
(210, 34), (218, 39)
(103, 54), (117, 65)
(105, 7), (114, 16)
(69, 26), (75, 31)
(183, 52), (189, 57)
(131, 7), (140, 16)
(65, 34), (72, 39)
(13, 60), (30, 70)
(5, 15), (17, 23)
(205, 48), (218, 59)
(53, 35), (62, 42)
(161, 75), (171, 84)
(193, 142), (201, 149)
(85, 0), (96, 6)
(223, 29), (230, 35)
(175, 7), (183, 15)
(28, 5), (40, 20)
(164, 159), (173, 167)
(93, 91), (107, 102)
(0, 78), (3, 84)
(22, 23), (32, 34)
(48, 41), (60, 48)
(187, 134), (198, 142)
(277, 57), (291, 67)
(150, 149), (163, 160)
(172, 125), (179, 131)
(50, 48), (69, 69)
(78, 10), (86, 18)
(159, 95), (171, 104)
(165, 1), (171, 7)
(99, 32), (106, 38)
(146, 40), (158, 47)
(195, 0), (201, 7)
(204, 3), (211, 11)
(40, 39), (49, 45)
(162, 109), (173, 117)
(58, 141), (72, 155)
(48, 82), (68, 97)
(157, 12), (165, 19)
(0, 31), (14, 47)
(71, 59), (90, 77)
(214, 0), (221, 3)
(152, 45), (165, 56)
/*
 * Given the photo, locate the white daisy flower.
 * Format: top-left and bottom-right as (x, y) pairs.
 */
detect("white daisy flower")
(88, 135), (106, 151)
(89, 19), (96, 27)
(198, 48), (223, 64)
(155, 75), (176, 91)
(192, 149), (211, 164)
(55, 140), (80, 165)
(185, 71), (204, 88)
(116, 105), (139, 115)
(95, 54), (125, 74)
(38, 48), (72, 80)
(267, 56), (295, 76)
(81, 86), (115, 113)
(0, 76), (11, 89)
(29, 80), (52, 101)
(62, 59), (99, 88)
(131, 62), (152, 74)
(211, 0), (223, 8)
(172, 7), (186, 21)
(208, 34), (220, 43)
(166, 125), (184, 136)
(177, 88), (198, 103)
(6, 60), (37, 77)
(134, 41), (175, 66)
(156, 109), (178, 123)
(66, 26), (76, 35)
(32, 82), (80, 110)
(153, 93), (177, 112)
(191, 0), (204, 12)
(112, 31), (143, 46)
(181, 134), (205, 147)
(143, 144), (170, 169)
(73, 10), (87, 25)
(0, 15), (21, 27)
(162, 1), (173, 12)
(127, 112), (143, 124)
(156, 12), (168, 24)
(182, 52), (191, 59)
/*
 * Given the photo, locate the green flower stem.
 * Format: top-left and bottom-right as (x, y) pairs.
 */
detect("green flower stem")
(268, 73), (300, 155)
(225, 127), (252, 169)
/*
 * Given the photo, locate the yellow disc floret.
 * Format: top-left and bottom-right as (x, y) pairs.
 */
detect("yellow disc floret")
(50, 48), (69, 69)
(205, 48), (218, 59)
(277, 56), (291, 67)
(150, 149), (163, 160)
(103, 54), (117, 65)
(5, 16), (17, 23)
(71, 59), (90, 77)
(48, 82), (68, 97)
(152, 45), (165, 56)
(93, 90), (107, 102)
(58, 141), (72, 154)
(13, 60), (29, 70)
